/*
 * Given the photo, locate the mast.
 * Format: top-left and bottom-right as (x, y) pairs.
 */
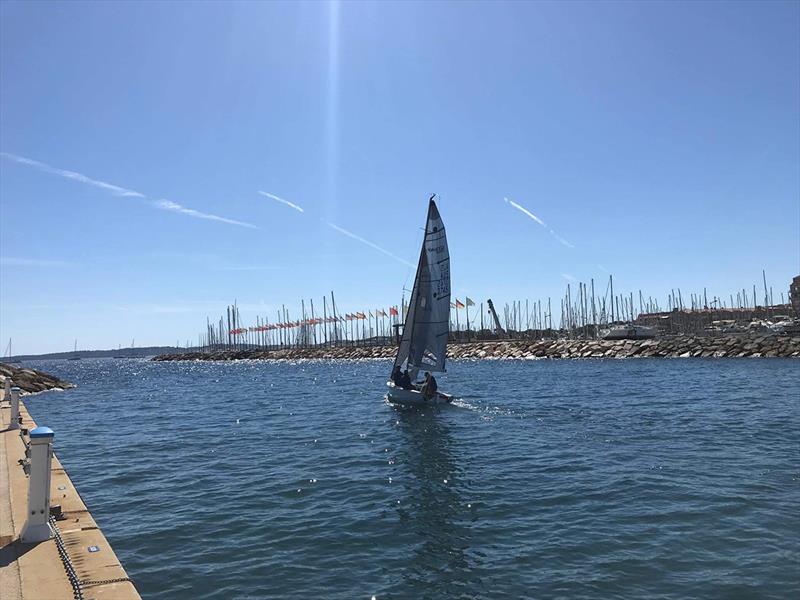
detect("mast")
(331, 291), (338, 346)
(609, 275), (614, 323)
(392, 236), (428, 372)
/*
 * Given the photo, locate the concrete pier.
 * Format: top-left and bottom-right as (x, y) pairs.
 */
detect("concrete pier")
(1, 392), (140, 599)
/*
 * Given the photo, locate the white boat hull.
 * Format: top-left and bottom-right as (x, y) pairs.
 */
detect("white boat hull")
(385, 381), (452, 406)
(601, 324), (658, 340)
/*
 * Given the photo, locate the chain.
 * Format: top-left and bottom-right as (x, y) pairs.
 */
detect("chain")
(49, 515), (85, 600)
(49, 515), (135, 594)
(79, 577), (134, 587)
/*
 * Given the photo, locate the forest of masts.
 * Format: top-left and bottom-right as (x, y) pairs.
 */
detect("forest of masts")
(193, 271), (792, 351)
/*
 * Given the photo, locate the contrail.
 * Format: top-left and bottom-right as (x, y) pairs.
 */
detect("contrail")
(254, 190), (412, 267)
(504, 197), (546, 226)
(154, 200), (258, 229)
(258, 191), (304, 213)
(1, 152), (144, 198)
(504, 196), (574, 248)
(1, 152), (257, 229)
(549, 229), (575, 249)
(326, 222), (414, 268)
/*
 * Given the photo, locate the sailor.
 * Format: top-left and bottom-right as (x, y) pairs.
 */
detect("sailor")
(421, 372), (438, 399)
(399, 369), (412, 390)
(390, 365), (403, 386)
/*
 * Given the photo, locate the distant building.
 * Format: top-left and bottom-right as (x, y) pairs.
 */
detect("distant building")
(791, 275), (800, 317)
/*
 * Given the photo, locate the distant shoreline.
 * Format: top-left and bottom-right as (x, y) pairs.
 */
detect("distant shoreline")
(5, 346), (182, 362)
(153, 334), (800, 362)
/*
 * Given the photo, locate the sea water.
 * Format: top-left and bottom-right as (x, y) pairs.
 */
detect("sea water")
(21, 357), (799, 599)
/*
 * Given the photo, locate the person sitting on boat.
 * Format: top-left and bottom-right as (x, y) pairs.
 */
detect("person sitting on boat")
(390, 365), (403, 387)
(399, 369), (413, 390)
(421, 372), (438, 399)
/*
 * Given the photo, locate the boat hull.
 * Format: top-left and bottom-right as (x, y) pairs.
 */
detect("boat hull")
(385, 382), (452, 406)
(601, 324), (658, 340)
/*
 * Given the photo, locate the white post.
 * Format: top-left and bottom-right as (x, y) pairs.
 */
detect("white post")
(9, 386), (20, 430)
(3, 376), (10, 402)
(20, 426), (55, 543)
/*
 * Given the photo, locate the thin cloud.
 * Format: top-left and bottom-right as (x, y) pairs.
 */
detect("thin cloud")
(326, 222), (414, 268)
(597, 264), (610, 273)
(2, 152), (256, 229)
(504, 196), (574, 249)
(0, 257), (76, 268)
(154, 200), (258, 229)
(561, 273), (577, 282)
(258, 191), (304, 213)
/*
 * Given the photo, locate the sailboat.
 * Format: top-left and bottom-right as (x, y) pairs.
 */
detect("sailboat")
(68, 339), (81, 360)
(386, 196), (453, 406)
(3, 338), (20, 363)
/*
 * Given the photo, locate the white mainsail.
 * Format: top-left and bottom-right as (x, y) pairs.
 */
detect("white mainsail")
(392, 198), (450, 380)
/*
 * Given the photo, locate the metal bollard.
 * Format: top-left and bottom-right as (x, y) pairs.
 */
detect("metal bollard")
(20, 426), (55, 543)
(9, 386), (20, 430)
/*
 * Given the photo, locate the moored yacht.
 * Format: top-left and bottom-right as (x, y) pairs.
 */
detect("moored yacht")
(600, 323), (658, 340)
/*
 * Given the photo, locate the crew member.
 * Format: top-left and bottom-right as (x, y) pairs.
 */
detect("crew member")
(390, 365), (403, 386)
(399, 369), (413, 390)
(421, 372), (438, 399)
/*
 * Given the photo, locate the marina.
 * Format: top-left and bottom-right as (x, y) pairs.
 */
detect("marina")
(180, 274), (800, 355)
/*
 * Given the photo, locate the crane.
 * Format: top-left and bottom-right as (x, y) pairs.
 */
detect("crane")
(486, 299), (506, 336)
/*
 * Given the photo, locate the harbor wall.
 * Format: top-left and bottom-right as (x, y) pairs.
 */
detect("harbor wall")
(154, 334), (800, 362)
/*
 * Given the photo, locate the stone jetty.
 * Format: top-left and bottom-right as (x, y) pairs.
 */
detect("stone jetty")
(153, 334), (800, 362)
(0, 363), (75, 394)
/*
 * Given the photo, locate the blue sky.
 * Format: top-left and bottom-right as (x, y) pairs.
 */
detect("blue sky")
(1, 0), (798, 355)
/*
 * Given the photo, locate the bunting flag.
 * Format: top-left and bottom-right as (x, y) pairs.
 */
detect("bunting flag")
(465, 297), (475, 307)
(455, 299), (465, 309)
(218, 299), (416, 342)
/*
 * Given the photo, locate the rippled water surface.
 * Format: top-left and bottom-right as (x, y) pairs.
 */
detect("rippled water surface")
(20, 357), (800, 599)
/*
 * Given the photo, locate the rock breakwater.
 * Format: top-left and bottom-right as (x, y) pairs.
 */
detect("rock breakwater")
(0, 362), (76, 394)
(153, 334), (800, 362)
